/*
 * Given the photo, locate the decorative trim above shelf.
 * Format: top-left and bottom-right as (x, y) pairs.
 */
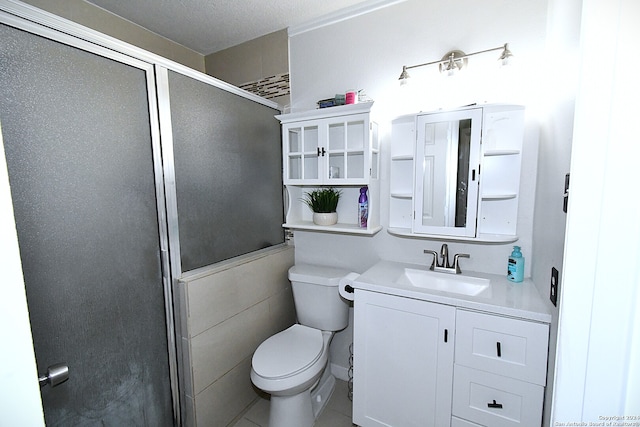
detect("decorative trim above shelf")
(276, 102), (373, 123)
(387, 227), (518, 243)
(283, 222), (382, 236)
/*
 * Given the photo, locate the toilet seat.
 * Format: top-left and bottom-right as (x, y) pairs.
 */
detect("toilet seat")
(252, 324), (324, 379)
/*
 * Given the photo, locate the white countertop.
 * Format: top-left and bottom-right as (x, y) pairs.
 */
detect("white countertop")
(352, 260), (552, 323)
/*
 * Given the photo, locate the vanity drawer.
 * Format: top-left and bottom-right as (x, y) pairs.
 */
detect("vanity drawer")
(455, 310), (549, 385)
(452, 365), (544, 427)
(451, 416), (483, 427)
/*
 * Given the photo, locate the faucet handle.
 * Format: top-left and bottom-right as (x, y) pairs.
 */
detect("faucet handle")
(423, 249), (439, 270)
(453, 253), (470, 274)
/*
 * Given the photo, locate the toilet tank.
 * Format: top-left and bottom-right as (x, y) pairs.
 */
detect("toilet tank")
(288, 264), (351, 331)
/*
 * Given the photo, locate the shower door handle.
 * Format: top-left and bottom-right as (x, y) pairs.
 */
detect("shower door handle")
(38, 363), (69, 388)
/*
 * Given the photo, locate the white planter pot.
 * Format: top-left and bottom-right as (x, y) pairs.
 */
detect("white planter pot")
(313, 212), (338, 226)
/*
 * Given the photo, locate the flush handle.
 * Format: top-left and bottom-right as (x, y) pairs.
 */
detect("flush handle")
(38, 363), (69, 388)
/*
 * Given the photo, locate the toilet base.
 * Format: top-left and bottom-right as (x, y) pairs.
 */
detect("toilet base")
(310, 365), (336, 418)
(267, 367), (336, 427)
(269, 389), (314, 427)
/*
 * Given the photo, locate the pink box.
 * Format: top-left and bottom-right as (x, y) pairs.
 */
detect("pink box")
(345, 91), (357, 104)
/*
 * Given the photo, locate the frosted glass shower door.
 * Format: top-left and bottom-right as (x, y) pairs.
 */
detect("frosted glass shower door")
(163, 69), (284, 272)
(0, 22), (174, 426)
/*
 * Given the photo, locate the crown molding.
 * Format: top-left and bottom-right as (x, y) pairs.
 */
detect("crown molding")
(288, 0), (407, 37)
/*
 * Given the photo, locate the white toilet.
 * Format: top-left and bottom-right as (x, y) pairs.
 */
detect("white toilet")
(250, 264), (351, 427)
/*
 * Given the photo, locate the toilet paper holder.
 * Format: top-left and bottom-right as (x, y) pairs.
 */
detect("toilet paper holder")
(339, 272), (360, 302)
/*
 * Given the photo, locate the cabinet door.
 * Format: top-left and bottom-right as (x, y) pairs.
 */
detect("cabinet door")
(283, 122), (322, 184)
(283, 113), (372, 185)
(353, 291), (455, 427)
(326, 113), (371, 184)
(413, 109), (482, 237)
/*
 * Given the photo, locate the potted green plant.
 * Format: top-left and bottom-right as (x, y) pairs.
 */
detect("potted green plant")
(302, 187), (342, 226)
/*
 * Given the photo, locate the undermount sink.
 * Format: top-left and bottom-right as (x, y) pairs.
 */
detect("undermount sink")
(396, 268), (490, 296)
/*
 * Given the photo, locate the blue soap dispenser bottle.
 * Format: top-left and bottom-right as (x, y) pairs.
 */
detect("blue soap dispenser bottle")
(507, 246), (524, 283)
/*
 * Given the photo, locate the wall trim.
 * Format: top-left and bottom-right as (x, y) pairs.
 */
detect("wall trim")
(331, 363), (350, 382)
(288, 0), (407, 37)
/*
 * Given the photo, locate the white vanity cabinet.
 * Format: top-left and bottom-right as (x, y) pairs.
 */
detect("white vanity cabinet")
(277, 103), (381, 234)
(352, 290), (455, 427)
(388, 104), (524, 242)
(452, 310), (549, 427)
(352, 292), (549, 427)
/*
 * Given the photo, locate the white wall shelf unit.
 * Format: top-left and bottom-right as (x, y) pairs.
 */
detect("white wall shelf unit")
(277, 103), (381, 235)
(388, 104), (525, 242)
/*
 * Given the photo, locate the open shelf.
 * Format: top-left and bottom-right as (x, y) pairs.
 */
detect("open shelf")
(387, 227), (518, 243)
(284, 221), (382, 235)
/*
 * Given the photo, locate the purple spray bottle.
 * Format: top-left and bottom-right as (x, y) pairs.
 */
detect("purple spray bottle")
(358, 187), (368, 228)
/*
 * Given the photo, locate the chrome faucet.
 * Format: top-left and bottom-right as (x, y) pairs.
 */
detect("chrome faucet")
(441, 244), (449, 268)
(423, 244), (470, 274)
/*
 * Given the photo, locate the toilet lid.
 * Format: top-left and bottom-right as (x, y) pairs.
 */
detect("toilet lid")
(252, 324), (324, 379)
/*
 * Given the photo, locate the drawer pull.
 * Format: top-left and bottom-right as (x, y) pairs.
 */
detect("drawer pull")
(488, 399), (503, 409)
(497, 341), (502, 357)
(444, 329), (448, 343)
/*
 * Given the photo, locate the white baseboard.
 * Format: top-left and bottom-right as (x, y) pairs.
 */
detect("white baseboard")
(331, 363), (350, 382)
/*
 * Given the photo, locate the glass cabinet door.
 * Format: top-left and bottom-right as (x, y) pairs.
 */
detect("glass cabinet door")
(327, 114), (369, 183)
(284, 113), (371, 185)
(284, 124), (320, 183)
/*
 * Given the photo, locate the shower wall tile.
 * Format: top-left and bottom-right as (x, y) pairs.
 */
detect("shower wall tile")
(204, 29), (287, 88)
(194, 357), (257, 427)
(177, 245), (295, 426)
(185, 245), (294, 337)
(191, 298), (268, 393)
(269, 284), (297, 333)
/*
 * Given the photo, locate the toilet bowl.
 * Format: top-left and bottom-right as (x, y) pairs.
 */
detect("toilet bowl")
(251, 326), (334, 427)
(250, 264), (351, 427)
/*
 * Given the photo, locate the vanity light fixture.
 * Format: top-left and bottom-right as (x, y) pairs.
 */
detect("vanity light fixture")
(398, 43), (513, 83)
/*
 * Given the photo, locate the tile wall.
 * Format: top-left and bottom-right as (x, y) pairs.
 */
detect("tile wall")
(176, 245), (296, 426)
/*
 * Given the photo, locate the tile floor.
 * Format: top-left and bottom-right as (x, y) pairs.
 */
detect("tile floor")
(232, 379), (354, 427)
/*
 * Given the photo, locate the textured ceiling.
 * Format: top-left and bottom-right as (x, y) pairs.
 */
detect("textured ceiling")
(84, 0), (369, 55)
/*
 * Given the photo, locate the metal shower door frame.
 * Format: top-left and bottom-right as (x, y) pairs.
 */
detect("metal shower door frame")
(0, 1), (283, 423)
(0, 2), (180, 423)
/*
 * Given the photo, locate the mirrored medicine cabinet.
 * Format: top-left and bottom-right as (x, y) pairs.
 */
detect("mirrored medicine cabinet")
(388, 104), (525, 242)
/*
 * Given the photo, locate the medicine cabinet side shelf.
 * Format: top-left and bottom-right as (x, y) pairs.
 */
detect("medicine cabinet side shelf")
(277, 103), (382, 235)
(387, 104), (524, 243)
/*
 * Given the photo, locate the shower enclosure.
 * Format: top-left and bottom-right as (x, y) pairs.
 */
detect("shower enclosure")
(0, 2), (283, 425)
